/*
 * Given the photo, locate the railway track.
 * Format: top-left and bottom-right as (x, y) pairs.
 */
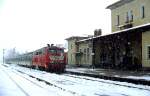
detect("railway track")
(5, 64), (150, 87)
(3, 64), (150, 96)
(15, 70), (85, 96)
(2, 65), (86, 96)
(4, 64), (150, 91)
(15, 68), (150, 96)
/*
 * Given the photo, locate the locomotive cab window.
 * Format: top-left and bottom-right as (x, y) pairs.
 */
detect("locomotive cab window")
(49, 49), (56, 53)
(49, 49), (64, 53)
(57, 49), (64, 53)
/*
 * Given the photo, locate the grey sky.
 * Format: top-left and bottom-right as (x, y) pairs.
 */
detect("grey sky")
(0, 0), (119, 60)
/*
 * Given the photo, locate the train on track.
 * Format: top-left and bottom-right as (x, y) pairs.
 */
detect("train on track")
(5, 44), (67, 72)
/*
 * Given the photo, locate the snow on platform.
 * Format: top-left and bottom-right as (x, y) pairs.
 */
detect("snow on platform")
(66, 67), (150, 81)
(125, 76), (150, 81)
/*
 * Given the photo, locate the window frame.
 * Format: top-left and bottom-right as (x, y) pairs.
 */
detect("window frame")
(125, 12), (129, 23)
(140, 5), (145, 19)
(128, 10), (133, 22)
(116, 15), (120, 26)
(147, 46), (150, 60)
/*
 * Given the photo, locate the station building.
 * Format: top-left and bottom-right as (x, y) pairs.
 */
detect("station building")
(65, 36), (88, 67)
(66, 0), (150, 70)
(104, 0), (150, 70)
(66, 30), (101, 67)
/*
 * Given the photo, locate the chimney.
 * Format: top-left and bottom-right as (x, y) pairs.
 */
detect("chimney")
(94, 29), (102, 36)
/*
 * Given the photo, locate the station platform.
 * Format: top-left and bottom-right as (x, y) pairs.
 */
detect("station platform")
(66, 67), (150, 85)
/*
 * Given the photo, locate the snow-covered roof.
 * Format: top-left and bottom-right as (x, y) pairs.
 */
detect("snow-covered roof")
(77, 23), (150, 43)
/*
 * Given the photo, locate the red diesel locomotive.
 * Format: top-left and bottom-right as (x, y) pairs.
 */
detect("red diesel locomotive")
(32, 44), (66, 72)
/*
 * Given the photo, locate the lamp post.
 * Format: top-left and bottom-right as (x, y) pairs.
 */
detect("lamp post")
(3, 49), (5, 64)
(91, 35), (95, 68)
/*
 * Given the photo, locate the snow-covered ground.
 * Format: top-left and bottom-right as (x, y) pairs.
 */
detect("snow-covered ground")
(0, 64), (73, 96)
(0, 66), (26, 96)
(1, 64), (150, 96)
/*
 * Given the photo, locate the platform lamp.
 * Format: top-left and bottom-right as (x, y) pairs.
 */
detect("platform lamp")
(3, 49), (5, 64)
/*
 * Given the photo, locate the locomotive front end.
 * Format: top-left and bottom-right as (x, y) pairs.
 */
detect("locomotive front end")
(47, 46), (66, 72)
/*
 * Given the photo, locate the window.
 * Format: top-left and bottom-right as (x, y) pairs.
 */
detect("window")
(148, 46), (150, 59)
(49, 49), (64, 53)
(116, 15), (120, 26)
(57, 49), (64, 53)
(140, 5), (145, 18)
(49, 49), (56, 53)
(129, 10), (133, 22)
(125, 12), (129, 23)
(35, 51), (42, 55)
(125, 10), (133, 23)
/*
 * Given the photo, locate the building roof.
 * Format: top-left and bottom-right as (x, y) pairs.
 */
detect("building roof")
(106, 0), (134, 10)
(77, 23), (150, 43)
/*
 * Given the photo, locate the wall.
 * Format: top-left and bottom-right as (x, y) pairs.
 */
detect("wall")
(111, 0), (150, 32)
(142, 30), (150, 68)
(77, 41), (92, 67)
(67, 39), (77, 66)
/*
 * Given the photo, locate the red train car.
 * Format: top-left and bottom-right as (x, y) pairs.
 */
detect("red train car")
(32, 44), (66, 72)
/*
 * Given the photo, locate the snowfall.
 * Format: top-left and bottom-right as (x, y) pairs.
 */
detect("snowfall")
(0, 64), (150, 96)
